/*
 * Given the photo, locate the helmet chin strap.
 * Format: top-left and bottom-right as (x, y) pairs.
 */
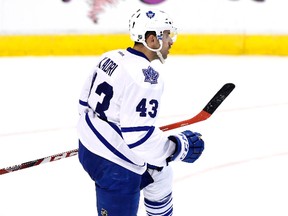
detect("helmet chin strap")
(143, 40), (165, 64)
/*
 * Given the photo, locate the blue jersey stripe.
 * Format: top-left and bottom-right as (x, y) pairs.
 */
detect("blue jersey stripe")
(79, 100), (88, 106)
(85, 113), (145, 167)
(121, 126), (152, 132)
(128, 127), (155, 149)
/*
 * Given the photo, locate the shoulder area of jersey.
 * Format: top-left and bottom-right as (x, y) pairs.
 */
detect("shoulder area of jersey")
(100, 48), (150, 65)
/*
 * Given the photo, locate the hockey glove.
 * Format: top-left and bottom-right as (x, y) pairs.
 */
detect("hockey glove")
(167, 130), (204, 163)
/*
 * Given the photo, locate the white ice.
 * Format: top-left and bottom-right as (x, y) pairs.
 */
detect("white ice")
(0, 55), (288, 216)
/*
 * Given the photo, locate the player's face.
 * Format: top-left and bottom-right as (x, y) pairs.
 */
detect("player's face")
(160, 30), (174, 59)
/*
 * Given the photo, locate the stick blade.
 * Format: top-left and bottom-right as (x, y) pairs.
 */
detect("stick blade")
(203, 83), (235, 115)
(160, 83), (235, 131)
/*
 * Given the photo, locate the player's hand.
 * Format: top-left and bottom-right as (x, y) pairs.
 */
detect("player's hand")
(167, 130), (204, 163)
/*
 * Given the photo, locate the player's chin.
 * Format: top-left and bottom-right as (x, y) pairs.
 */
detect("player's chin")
(160, 53), (167, 60)
(160, 49), (170, 59)
(163, 51), (169, 59)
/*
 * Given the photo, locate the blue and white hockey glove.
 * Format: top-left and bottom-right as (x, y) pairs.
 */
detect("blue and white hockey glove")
(167, 130), (204, 163)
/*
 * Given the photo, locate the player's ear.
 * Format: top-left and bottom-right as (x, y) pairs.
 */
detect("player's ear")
(146, 34), (159, 49)
(145, 34), (154, 43)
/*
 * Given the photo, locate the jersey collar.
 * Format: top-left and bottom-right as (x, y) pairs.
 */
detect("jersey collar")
(127, 47), (150, 62)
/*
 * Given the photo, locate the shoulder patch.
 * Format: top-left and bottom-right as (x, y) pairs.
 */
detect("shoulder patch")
(142, 66), (159, 84)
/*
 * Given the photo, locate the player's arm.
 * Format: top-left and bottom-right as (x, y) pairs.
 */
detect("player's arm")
(167, 130), (204, 163)
(78, 71), (97, 115)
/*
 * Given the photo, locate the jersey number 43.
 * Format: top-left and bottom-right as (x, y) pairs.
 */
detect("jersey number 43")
(91, 73), (159, 120)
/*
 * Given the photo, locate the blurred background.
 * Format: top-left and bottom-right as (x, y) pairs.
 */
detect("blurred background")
(1, 0), (288, 56)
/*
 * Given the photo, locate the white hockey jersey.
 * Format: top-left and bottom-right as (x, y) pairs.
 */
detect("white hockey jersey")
(77, 47), (175, 175)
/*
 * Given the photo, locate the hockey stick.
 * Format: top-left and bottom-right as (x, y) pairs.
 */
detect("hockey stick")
(0, 149), (79, 175)
(160, 83), (235, 131)
(0, 83), (235, 175)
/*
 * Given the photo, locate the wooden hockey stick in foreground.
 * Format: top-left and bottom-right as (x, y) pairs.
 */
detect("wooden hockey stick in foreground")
(0, 83), (235, 175)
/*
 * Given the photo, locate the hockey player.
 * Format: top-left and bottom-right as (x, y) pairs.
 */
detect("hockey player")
(77, 8), (204, 216)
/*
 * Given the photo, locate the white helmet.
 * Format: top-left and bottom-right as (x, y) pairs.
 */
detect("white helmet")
(129, 9), (177, 43)
(129, 9), (177, 63)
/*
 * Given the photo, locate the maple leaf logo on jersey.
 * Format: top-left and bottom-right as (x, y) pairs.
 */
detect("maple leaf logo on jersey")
(142, 66), (159, 84)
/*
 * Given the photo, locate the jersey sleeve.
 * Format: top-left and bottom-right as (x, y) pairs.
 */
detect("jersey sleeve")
(78, 71), (96, 115)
